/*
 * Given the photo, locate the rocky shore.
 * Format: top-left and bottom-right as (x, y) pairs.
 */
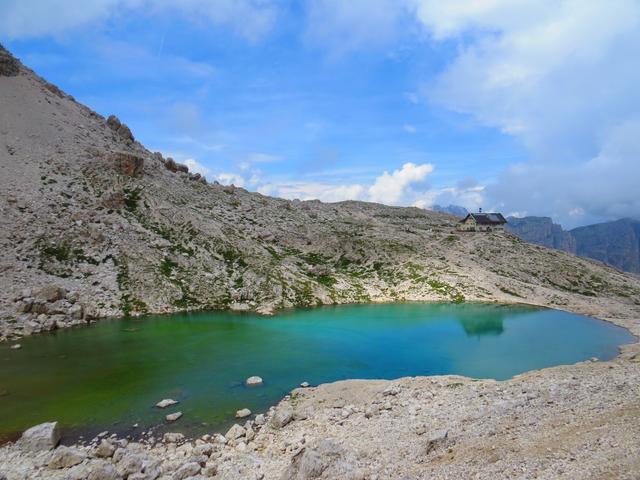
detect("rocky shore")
(1, 299), (639, 480)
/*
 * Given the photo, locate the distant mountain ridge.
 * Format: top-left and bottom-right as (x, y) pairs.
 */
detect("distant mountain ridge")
(428, 203), (640, 274)
(507, 216), (640, 274)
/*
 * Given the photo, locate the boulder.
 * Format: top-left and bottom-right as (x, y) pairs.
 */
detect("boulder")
(175, 163), (189, 173)
(156, 398), (178, 408)
(235, 408), (251, 419)
(225, 424), (245, 441)
(165, 158), (178, 173)
(93, 439), (116, 458)
(300, 382), (310, 388)
(172, 462), (201, 480)
(163, 432), (185, 443)
(270, 406), (294, 429)
(116, 452), (145, 478)
(87, 460), (119, 480)
(48, 445), (87, 468)
(166, 411), (183, 422)
(113, 152), (144, 177)
(10, 344), (21, 350)
(35, 285), (66, 303)
(254, 414), (266, 426)
(245, 376), (263, 387)
(281, 439), (362, 480)
(106, 115), (134, 143)
(19, 421), (60, 452)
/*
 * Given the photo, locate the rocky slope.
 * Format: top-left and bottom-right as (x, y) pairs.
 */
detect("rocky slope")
(507, 216), (640, 274)
(2, 44), (639, 342)
(2, 44), (640, 480)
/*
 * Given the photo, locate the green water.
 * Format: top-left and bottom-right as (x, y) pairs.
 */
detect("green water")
(0, 303), (634, 443)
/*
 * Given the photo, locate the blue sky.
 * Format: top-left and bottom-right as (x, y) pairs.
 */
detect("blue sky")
(2, 1), (639, 228)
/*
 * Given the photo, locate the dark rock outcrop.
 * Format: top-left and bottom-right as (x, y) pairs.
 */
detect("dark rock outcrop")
(0, 44), (20, 76)
(113, 152), (144, 177)
(106, 115), (135, 143)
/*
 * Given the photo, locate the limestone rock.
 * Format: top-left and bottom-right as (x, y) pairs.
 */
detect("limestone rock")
(94, 439), (116, 458)
(236, 408), (252, 419)
(34, 285), (66, 303)
(48, 445), (87, 468)
(166, 411), (183, 422)
(172, 461), (201, 480)
(225, 424), (245, 440)
(163, 432), (185, 443)
(271, 406), (294, 429)
(19, 421), (60, 452)
(281, 439), (362, 480)
(156, 398), (179, 408)
(245, 376), (263, 386)
(113, 152), (144, 177)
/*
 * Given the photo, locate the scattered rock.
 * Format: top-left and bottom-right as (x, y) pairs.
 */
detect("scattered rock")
(225, 424), (245, 441)
(34, 285), (66, 303)
(236, 408), (252, 419)
(48, 445), (87, 468)
(172, 461), (201, 480)
(281, 439), (362, 480)
(424, 430), (449, 455)
(166, 412), (183, 422)
(163, 432), (185, 443)
(246, 376), (263, 386)
(113, 152), (144, 177)
(19, 421), (60, 452)
(156, 398), (179, 408)
(94, 440), (116, 458)
(271, 406), (294, 429)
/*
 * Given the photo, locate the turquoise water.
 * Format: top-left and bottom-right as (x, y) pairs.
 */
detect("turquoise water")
(0, 303), (633, 442)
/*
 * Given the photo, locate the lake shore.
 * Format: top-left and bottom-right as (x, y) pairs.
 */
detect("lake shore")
(1, 297), (639, 479)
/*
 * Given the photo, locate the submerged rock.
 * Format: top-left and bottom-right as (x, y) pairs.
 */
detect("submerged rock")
(19, 422), (60, 452)
(166, 412), (183, 422)
(245, 376), (263, 387)
(236, 408), (252, 419)
(156, 398), (178, 408)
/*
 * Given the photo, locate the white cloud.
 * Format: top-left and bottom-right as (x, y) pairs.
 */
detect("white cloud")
(215, 172), (247, 187)
(368, 162), (433, 204)
(0, 0), (278, 41)
(412, 0), (640, 224)
(184, 158), (210, 176)
(403, 124), (417, 134)
(261, 181), (366, 203)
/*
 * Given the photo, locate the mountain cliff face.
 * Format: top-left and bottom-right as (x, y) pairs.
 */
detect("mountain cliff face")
(507, 217), (577, 253)
(507, 216), (640, 274)
(571, 219), (640, 274)
(1, 44), (639, 341)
